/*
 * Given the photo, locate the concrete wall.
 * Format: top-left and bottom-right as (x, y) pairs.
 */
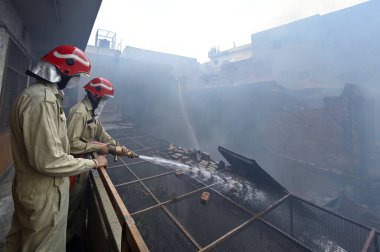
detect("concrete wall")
(0, 29), (10, 157)
(250, 0), (380, 90)
(0, 0), (32, 54)
(0, 164), (14, 250)
(247, 1), (380, 176)
(86, 174), (121, 252)
(0, 0), (32, 176)
(207, 44), (252, 69)
(121, 46), (201, 89)
(0, 28), (9, 98)
(227, 47), (251, 62)
(83, 46), (204, 148)
(0, 1), (33, 247)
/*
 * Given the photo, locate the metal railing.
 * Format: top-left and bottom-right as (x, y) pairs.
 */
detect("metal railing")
(98, 127), (380, 252)
(97, 166), (149, 252)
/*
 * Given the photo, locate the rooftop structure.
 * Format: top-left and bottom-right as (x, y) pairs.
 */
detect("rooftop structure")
(206, 44), (252, 70)
(95, 29), (117, 50)
(92, 126), (380, 251)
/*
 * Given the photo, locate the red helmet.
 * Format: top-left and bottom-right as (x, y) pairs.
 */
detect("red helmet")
(41, 45), (91, 76)
(84, 77), (114, 98)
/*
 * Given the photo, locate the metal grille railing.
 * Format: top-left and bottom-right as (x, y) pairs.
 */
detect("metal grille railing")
(102, 127), (380, 252)
(133, 207), (198, 251)
(263, 195), (379, 252)
(211, 219), (311, 252)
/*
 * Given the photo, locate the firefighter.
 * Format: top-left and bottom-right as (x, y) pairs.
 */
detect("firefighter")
(66, 77), (134, 246)
(5, 45), (108, 252)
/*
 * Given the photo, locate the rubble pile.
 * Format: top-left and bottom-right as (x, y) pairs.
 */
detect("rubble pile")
(164, 144), (227, 173)
(160, 144), (262, 202)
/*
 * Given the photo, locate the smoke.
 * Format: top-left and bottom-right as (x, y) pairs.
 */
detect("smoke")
(177, 80), (199, 149)
(86, 0), (380, 211)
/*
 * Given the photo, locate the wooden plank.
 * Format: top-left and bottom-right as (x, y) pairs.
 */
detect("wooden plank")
(361, 229), (376, 252)
(98, 167), (149, 252)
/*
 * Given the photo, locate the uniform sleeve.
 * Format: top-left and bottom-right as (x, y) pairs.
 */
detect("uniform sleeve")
(96, 120), (118, 146)
(67, 111), (100, 154)
(22, 101), (96, 177)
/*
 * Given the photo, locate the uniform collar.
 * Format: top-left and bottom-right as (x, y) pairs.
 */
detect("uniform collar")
(45, 83), (64, 98)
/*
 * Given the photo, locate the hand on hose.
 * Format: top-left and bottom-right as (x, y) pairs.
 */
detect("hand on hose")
(121, 146), (130, 156)
(96, 143), (109, 155)
(93, 155), (108, 168)
(122, 146), (138, 158)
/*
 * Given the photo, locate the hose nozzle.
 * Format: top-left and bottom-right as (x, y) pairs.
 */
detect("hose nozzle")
(127, 151), (139, 158)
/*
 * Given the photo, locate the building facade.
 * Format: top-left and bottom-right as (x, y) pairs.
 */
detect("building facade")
(250, 0), (380, 89)
(206, 44), (252, 71)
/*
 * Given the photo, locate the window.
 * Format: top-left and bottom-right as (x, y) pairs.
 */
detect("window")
(0, 39), (30, 132)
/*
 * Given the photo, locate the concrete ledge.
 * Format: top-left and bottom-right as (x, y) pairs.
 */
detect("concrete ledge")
(0, 165), (14, 251)
(88, 171), (121, 251)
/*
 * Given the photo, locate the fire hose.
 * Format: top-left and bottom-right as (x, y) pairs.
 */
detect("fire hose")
(69, 138), (139, 191)
(108, 143), (139, 161)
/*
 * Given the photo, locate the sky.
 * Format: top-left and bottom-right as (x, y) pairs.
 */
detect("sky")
(88, 0), (368, 63)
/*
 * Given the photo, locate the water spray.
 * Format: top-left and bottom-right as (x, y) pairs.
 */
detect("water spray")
(116, 152), (252, 199)
(138, 155), (190, 170)
(136, 154), (266, 205)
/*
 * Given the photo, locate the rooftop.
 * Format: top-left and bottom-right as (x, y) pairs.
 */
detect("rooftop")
(97, 126), (380, 251)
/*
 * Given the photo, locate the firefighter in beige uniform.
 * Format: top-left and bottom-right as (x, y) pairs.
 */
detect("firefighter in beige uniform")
(5, 45), (108, 252)
(66, 77), (134, 243)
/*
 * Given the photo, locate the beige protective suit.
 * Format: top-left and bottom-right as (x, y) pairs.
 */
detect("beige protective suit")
(5, 83), (95, 252)
(66, 96), (117, 242)
(67, 96), (117, 154)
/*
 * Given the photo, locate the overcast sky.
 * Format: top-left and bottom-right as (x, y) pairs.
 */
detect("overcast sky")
(88, 0), (368, 63)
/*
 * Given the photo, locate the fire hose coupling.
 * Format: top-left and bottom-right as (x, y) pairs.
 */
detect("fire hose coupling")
(108, 144), (139, 159)
(108, 145), (122, 155)
(78, 138), (138, 159)
(126, 150), (139, 158)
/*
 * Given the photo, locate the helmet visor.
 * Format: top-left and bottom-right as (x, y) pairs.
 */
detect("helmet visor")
(93, 96), (112, 119)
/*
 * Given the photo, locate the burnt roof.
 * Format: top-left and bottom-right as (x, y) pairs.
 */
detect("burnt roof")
(99, 127), (380, 251)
